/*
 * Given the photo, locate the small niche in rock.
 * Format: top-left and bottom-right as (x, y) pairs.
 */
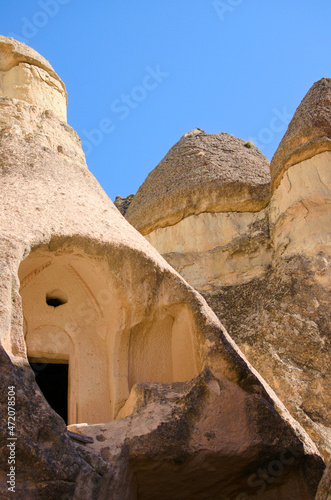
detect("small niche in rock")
(46, 289), (68, 308)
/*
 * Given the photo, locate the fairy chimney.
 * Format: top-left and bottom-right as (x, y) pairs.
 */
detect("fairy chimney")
(125, 130), (272, 290)
(124, 80), (331, 462)
(0, 37), (325, 498)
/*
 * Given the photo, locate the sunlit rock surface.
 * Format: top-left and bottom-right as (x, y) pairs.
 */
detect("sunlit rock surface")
(125, 79), (331, 465)
(0, 37), (326, 498)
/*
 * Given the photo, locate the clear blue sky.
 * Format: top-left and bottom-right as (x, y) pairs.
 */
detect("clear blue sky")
(1, 1), (330, 201)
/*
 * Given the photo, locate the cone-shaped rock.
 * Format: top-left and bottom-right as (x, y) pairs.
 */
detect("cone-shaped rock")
(122, 82), (331, 465)
(270, 77), (331, 191)
(126, 129), (270, 235)
(0, 37), (325, 499)
(0, 35), (67, 121)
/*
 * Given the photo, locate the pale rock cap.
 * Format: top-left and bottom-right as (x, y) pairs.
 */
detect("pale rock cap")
(270, 78), (331, 192)
(0, 36), (67, 121)
(126, 129), (271, 235)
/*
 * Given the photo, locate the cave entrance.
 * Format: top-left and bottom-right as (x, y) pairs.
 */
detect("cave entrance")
(29, 360), (69, 424)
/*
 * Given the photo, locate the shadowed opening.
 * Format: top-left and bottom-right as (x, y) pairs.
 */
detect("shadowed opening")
(46, 288), (68, 308)
(30, 360), (69, 424)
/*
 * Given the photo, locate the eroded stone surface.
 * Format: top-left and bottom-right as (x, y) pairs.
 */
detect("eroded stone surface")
(270, 151), (331, 264)
(316, 460), (331, 500)
(0, 37), (325, 498)
(0, 36), (67, 121)
(203, 254), (331, 461)
(114, 194), (134, 216)
(270, 78), (331, 192)
(145, 209), (272, 290)
(69, 374), (323, 500)
(0, 345), (115, 499)
(125, 82), (331, 465)
(126, 129), (271, 235)
(0, 98), (85, 167)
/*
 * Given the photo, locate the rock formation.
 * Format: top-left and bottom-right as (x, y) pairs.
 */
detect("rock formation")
(126, 130), (270, 233)
(126, 130), (272, 291)
(270, 78), (331, 193)
(114, 194), (134, 216)
(0, 36), (327, 498)
(316, 459), (331, 500)
(125, 79), (331, 468)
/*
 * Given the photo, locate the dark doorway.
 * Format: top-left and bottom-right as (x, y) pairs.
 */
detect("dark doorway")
(30, 361), (68, 424)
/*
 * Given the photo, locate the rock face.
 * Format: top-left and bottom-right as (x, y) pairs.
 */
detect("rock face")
(316, 460), (331, 500)
(0, 37), (326, 498)
(126, 129), (271, 235)
(114, 194), (134, 215)
(145, 207), (272, 291)
(0, 36), (67, 122)
(125, 79), (331, 465)
(126, 130), (272, 291)
(270, 78), (331, 192)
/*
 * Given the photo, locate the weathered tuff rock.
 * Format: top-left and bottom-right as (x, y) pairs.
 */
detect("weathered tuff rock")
(270, 77), (331, 192)
(124, 79), (331, 465)
(145, 207), (272, 290)
(0, 37), (325, 498)
(204, 254), (331, 462)
(316, 459), (331, 500)
(114, 194), (134, 216)
(0, 36), (67, 122)
(125, 129), (271, 235)
(0, 346), (114, 499)
(127, 131), (272, 291)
